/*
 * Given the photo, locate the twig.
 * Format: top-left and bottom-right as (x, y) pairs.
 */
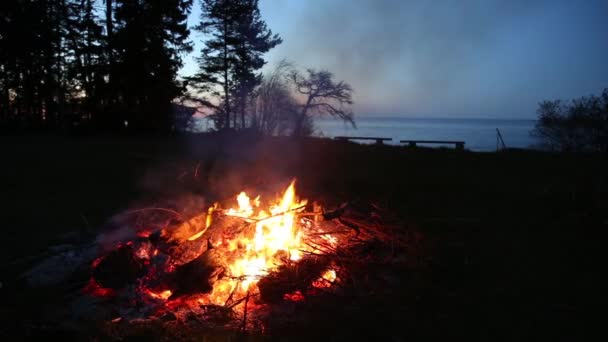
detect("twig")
(224, 280), (241, 307)
(79, 213), (92, 232)
(306, 230), (351, 236)
(304, 241), (333, 254)
(256, 205), (307, 222)
(226, 292), (259, 309)
(123, 207), (183, 219)
(299, 250), (330, 257)
(223, 204), (307, 223)
(121, 207), (199, 232)
(296, 211), (323, 217)
(194, 161), (201, 179)
(337, 217), (360, 235)
(242, 291), (250, 332)
(306, 238), (337, 253)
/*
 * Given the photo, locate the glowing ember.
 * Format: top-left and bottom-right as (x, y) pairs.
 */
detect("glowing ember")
(83, 278), (115, 297)
(283, 290), (305, 302)
(146, 289), (173, 300)
(312, 269), (337, 288)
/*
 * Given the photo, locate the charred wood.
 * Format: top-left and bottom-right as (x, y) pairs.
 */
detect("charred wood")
(92, 245), (144, 289)
(168, 249), (225, 299)
(257, 256), (329, 304)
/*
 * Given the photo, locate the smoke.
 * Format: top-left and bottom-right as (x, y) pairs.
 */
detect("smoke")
(261, 0), (608, 116)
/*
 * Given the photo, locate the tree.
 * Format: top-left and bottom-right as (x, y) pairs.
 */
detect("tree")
(0, 0), (70, 130)
(103, 0), (113, 75)
(1, 0), (195, 134)
(112, 0), (193, 132)
(289, 69), (355, 136)
(231, 0), (281, 129)
(250, 60), (298, 135)
(189, 0), (280, 131)
(533, 89), (608, 152)
(64, 0), (106, 123)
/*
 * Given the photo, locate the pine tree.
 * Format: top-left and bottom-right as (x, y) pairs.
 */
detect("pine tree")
(1, 0), (193, 133)
(232, 0), (281, 129)
(113, 0), (193, 132)
(189, 0), (280, 130)
(0, 0), (69, 130)
(64, 0), (106, 123)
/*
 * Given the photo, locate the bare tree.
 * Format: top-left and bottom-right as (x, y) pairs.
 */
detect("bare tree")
(532, 88), (608, 152)
(251, 59), (297, 135)
(289, 69), (354, 136)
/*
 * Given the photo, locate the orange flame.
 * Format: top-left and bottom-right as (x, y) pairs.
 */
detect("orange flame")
(207, 180), (307, 304)
(146, 289), (172, 300)
(312, 269), (337, 288)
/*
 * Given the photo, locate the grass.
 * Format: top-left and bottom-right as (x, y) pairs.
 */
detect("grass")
(0, 133), (606, 340)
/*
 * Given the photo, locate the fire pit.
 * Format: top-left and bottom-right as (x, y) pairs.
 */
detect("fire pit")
(11, 179), (424, 340)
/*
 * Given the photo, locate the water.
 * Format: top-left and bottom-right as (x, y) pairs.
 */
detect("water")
(314, 117), (539, 152)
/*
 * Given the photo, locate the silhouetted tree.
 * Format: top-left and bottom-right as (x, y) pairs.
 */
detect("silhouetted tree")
(533, 88), (608, 152)
(64, 0), (106, 124)
(231, 0), (281, 129)
(112, 0), (193, 132)
(0, 0), (70, 130)
(189, 0), (280, 131)
(289, 69), (354, 136)
(250, 60), (298, 135)
(1, 0), (196, 133)
(103, 0), (113, 78)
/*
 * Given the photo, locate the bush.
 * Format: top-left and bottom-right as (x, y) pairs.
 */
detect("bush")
(533, 89), (608, 152)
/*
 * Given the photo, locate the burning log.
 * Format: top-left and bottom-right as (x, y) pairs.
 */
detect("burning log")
(321, 202), (349, 221)
(257, 256), (330, 304)
(92, 244), (144, 289)
(167, 248), (226, 299)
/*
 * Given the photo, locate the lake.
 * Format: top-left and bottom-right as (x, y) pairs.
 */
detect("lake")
(314, 117), (539, 152)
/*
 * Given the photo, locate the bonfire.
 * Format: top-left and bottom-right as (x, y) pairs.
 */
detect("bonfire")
(19, 179), (418, 338)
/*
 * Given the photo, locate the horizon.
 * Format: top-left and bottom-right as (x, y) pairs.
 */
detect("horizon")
(317, 114), (537, 121)
(181, 0), (608, 119)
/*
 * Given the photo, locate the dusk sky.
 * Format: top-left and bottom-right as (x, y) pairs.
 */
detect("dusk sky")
(181, 0), (608, 118)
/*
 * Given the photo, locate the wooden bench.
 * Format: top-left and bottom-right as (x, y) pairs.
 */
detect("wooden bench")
(335, 136), (392, 144)
(400, 140), (465, 150)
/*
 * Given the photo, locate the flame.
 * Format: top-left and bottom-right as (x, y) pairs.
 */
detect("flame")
(312, 269), (337, 289)
(94, 180), (341, 310)
(209, 180), (307, 304)
(187, 205), (216, 241)
(146, 289), (173, 300)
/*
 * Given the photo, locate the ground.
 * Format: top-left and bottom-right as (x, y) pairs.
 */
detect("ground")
(0, 133), (606, 340)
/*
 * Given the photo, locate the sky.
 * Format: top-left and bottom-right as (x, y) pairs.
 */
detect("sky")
(180, 0), (608, 119)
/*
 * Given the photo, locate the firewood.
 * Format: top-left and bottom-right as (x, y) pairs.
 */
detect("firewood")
(92, 245), (144, 289)
(257, 256), (329, 304)
(322, 202), (349, 220)
(168, 248), (225, 299)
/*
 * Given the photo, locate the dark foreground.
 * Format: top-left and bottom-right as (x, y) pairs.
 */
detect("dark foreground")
(1, 134), (606, 340)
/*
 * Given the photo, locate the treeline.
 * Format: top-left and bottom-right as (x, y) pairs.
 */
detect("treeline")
(0, 0), (354, 135)
(533, 88), (608, 153)
(0, 0), (192, 133)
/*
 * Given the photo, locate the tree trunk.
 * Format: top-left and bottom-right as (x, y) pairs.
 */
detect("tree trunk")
(223, 16), (230, 130)
(105, 0), (113, 81)
(240, 93), (245, 129)
(294, 95), (313, 136)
